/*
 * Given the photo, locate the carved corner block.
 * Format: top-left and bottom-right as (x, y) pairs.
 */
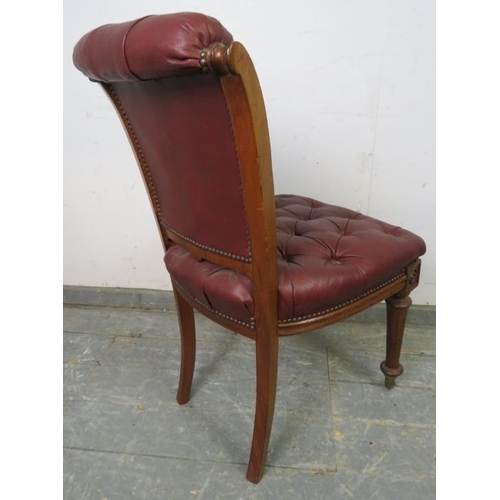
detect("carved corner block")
(397, 258), (422, 298)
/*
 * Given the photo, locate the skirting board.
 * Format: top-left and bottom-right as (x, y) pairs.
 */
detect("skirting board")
(63, 285), (435, 327)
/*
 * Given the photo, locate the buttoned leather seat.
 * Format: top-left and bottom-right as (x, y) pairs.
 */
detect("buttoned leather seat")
(166, 194), (425, 328)
(73, 12), (427, 484)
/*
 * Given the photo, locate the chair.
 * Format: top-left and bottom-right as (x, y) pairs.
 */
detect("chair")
(73, 12), (426, 483)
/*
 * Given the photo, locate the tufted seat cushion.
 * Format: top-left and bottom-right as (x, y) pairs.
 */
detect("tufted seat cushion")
(165, 195), (426, 328)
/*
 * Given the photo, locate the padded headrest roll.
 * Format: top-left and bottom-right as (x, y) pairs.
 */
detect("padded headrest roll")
(73, 12), (233, 82)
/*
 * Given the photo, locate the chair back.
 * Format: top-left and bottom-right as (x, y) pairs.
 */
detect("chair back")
(74, 12), (279, 327)
(73, 13), (274, 268)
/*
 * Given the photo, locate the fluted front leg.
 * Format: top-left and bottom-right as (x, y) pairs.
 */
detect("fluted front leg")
(380, 259), (421, 389)
(381, 294), (411, 389)
(173, 286), (196, 405)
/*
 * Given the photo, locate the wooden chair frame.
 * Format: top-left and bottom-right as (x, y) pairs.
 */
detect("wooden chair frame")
(101, 40), (422, 484)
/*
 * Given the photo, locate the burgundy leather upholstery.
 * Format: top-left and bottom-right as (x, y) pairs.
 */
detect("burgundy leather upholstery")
(165, 195), (426, 327)
(108, 76), (251, 260)
(74, 14), (250, 261)
(73, 13), (233, 81)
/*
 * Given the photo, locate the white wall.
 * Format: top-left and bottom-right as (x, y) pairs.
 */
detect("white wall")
(64, 0), (435, 305)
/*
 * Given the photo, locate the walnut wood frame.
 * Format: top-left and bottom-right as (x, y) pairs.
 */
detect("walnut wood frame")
(101, 41), (422, 484)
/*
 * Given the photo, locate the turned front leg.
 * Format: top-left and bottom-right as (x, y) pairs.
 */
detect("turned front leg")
(381, 259), (421, 389)
(380, 294), (411, 389)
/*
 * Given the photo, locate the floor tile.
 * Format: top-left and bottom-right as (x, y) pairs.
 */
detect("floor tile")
(63, 332), (113, 364)
(332, 416), (435, 479)
(82, 364), (179, 407)
(330, 381), (436, 427)
(327, 348), (435, 389)
(64, 399), (337, 470)
(63, 363), (97, 402)
(284, 322), (436, 356)
(63, 306), (178, 339)
(63, 304), (436, 499)
(64, 447), (434, 500)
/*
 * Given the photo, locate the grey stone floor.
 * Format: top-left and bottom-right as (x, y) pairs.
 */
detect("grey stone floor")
(63, 305), (436, 499)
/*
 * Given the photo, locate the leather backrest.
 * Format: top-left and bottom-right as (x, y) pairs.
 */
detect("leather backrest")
(73, 13), (252, 262)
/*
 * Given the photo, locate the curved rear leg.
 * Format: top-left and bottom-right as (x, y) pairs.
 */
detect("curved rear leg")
(173, 286), (196, 405)
(246, 329), (279, 483)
